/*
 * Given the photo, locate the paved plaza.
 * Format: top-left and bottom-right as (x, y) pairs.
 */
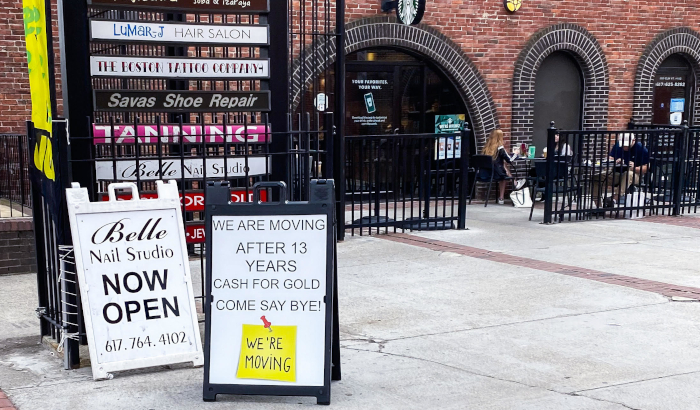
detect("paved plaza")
(2, 206), (700, 409)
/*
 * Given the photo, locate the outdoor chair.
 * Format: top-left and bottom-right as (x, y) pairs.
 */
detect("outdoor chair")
(529, 159), (581, 221)
(469, 154), (511, 207)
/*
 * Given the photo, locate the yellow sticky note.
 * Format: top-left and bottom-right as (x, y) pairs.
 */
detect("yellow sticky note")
(237, 324), (297, 382)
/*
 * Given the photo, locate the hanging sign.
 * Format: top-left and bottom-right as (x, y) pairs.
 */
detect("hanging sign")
(203, 181), (336, 404)
(90, 21), (269, 46)
(66, 181), (204, 380)
(23, 0), (55, 181)
(504, 0), (522, 12)
(90, 56), (270, 79)
(95, 157), (270, 181)
(94, 91), (271, 112)
(92, 124), (271, 144)
(396, 0), (426, 25)
(87, 0), (270, 14)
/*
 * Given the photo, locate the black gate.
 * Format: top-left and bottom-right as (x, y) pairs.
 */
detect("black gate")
(344, 130), (470, 235)
(32, 0), (344, 368)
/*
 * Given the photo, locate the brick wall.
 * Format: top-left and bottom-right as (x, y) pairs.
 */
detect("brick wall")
(1, 0), (700, 144)
(0, 0), (62, 134)
(0, 218), (37, 275)
(344, 0), (700, 145)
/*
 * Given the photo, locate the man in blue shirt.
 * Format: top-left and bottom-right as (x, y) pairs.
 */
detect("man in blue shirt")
(592, 133), (650, 208)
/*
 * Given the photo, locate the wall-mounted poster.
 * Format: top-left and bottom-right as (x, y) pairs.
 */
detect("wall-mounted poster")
(434, 114), (465, 160)
(670, 98), (685, 113)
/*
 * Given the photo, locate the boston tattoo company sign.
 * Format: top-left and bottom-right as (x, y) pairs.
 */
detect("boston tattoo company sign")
(94, 90), (270, 112)
(90, 21), (269, 45)
(87, 0), (270, 13)
(90, 56), (269, 79)
(66, 181), (203, 380)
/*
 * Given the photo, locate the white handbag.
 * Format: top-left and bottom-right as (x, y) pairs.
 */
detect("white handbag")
(510, 187), (533, 208)
(624, 192), (647, 219)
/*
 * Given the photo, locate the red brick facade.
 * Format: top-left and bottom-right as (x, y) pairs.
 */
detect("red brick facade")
(2, 0), (700, 146)
(0, 0), (61, 134)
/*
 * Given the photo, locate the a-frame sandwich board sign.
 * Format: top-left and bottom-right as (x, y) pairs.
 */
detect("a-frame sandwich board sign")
(203, 180), (337, 404)
(66, 181), (204, 380)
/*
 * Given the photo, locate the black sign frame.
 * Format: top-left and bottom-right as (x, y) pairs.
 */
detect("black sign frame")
(202, 181), (338, 405)
(89, 19), (270, 47)
(87, 0), (270, 14)
(93, 90), (271, 112)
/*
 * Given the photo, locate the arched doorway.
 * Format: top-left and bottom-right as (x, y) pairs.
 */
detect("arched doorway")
(532, 51), (583, 152)
(652, 54), (695, 125)
(345, 49), (473, 145)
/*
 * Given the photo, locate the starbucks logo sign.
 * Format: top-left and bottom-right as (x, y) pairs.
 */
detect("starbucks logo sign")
(396, 0), (425, 25)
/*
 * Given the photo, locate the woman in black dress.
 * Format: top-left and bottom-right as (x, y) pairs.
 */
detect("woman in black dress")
(481, 129), (516, 204)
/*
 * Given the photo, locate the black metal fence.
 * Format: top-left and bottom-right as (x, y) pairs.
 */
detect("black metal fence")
(0, 134), (31, 217)
(344, 130), (469, 235)
(540, 124), (700, 223)
(33, 0), (342, 369)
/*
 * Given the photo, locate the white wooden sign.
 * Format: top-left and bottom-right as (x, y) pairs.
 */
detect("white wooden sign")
(94, 157), (271, 181)
(66, 181), (203, 380)
(90, 56), (270, 79)
(90, 21), (269, 45)
(208, 214), (328, 386)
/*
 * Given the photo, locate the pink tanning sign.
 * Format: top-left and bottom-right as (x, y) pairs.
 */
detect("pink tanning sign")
(92, 124), (272, 144)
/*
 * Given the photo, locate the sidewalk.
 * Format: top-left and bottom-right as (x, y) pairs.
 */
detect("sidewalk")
(2, 206), (700, 409)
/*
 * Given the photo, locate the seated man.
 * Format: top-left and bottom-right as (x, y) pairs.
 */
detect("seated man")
(592, 133), (649, 208)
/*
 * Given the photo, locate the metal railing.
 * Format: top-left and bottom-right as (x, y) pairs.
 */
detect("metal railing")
(0, 134), (32, 218)
(344, 130), (470, 235)
(541, 124), (700, 223)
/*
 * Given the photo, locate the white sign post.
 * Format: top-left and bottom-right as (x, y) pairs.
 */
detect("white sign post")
(66, 181), (203, 380)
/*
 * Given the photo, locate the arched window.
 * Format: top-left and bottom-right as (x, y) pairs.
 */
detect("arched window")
(532, 51), (583, 153)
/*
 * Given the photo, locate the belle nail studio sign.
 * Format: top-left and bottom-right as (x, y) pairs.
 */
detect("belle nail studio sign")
(66, 181), (203, 380)
(87, 0), (270, 13)
(94, 157), (270, 181)
(94, 90), (271, 112)
(203, 181), (336, 404)
(91, 21), (269, 46)
(90, 56), (270, 79)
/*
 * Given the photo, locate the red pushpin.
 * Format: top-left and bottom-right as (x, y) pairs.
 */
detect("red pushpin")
(261, 316), (273, 332)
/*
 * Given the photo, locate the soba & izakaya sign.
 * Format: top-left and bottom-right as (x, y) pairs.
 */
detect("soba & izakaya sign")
(66, 181), (203, 380)
(87, 0), (270, 13)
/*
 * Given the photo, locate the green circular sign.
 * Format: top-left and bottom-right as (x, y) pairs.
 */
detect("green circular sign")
(397, 0), (426, 25)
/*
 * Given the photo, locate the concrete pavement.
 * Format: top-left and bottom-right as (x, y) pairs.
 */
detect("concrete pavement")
(2, 206), (700, 409)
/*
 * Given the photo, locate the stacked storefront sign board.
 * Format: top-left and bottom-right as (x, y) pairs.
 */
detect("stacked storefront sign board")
(88, 0), (273, 244)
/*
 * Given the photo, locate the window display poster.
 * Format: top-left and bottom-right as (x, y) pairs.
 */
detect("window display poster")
(434, 114), (465, 160)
